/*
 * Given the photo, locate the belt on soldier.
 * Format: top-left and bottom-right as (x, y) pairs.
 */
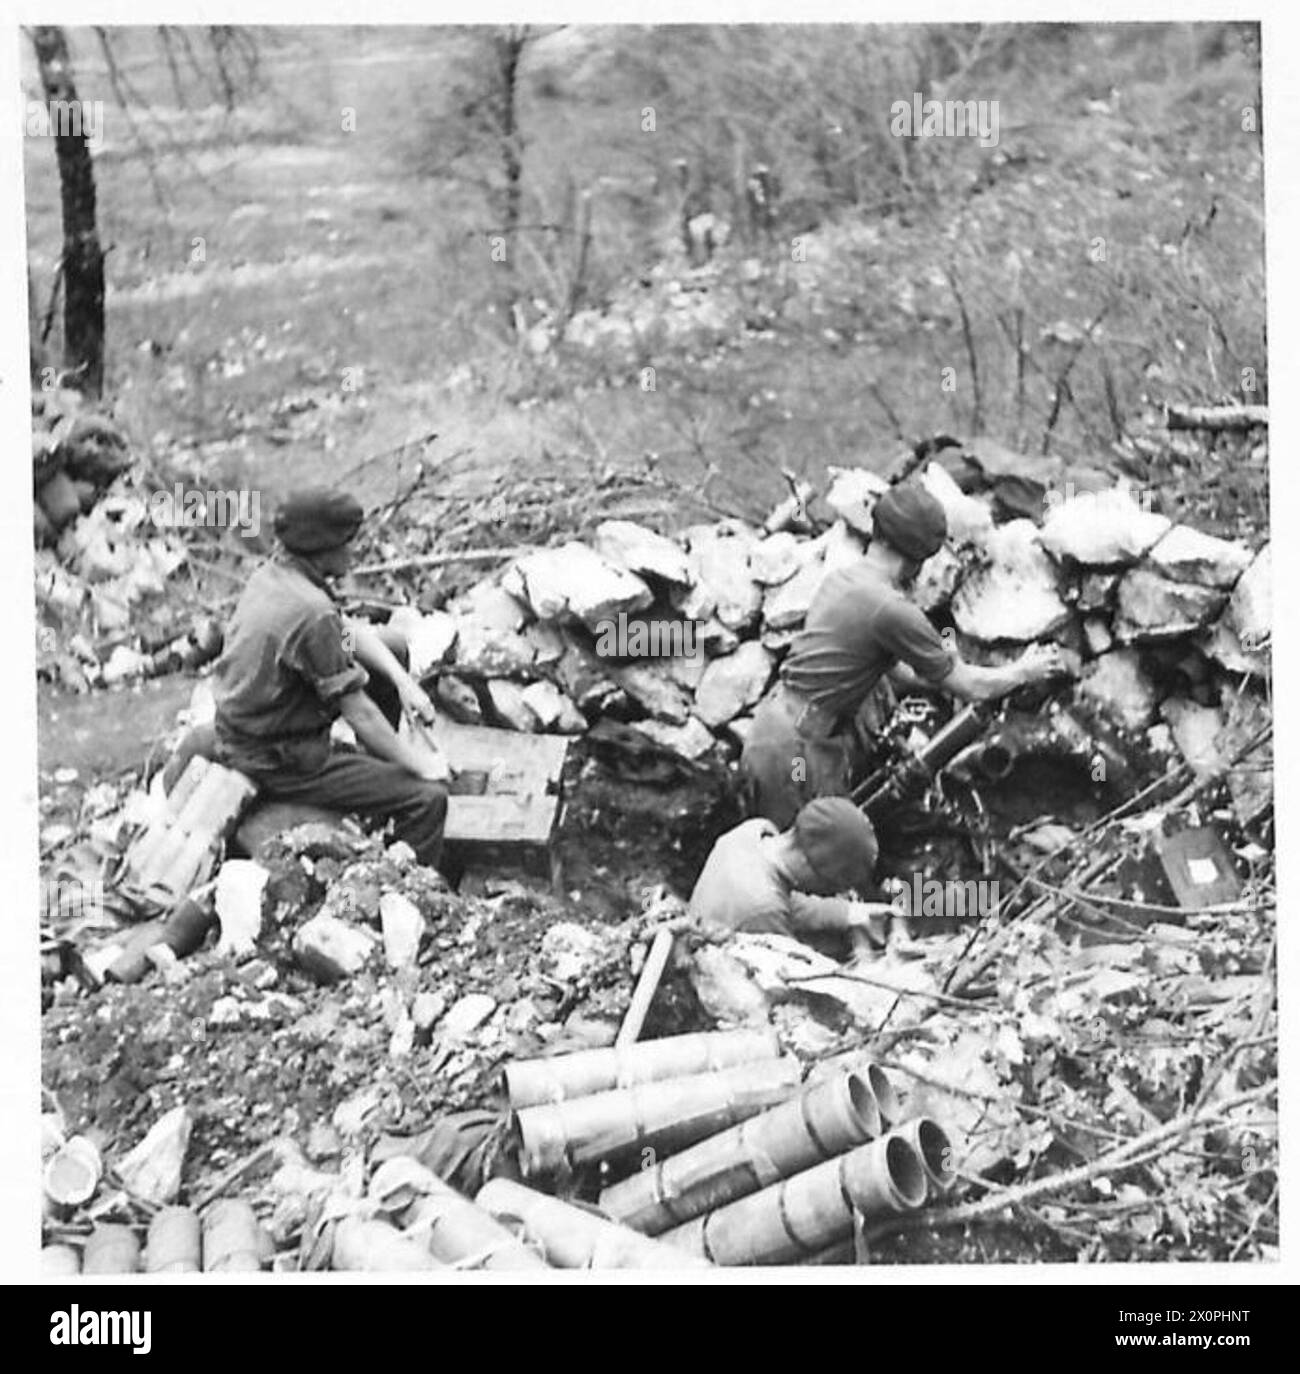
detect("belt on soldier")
(772, 681), (842, 740)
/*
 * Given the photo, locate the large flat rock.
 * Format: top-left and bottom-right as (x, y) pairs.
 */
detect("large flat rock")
(504, 542), (653, 629)
(1113, 569), (1226, 642)
(677, 523), (763, 631)
(1039, 485), (1170, 566)
(1146, 525), (1252, 589)
(592, 520), (692, 586)
(693, 641), (776, 727)
(952, 519), (1071, 642)
(1077, 649), (1159, 732)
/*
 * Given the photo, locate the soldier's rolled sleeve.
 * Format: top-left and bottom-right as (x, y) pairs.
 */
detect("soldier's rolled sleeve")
(284, 611), (369, 705)
(876, 599), (956, 684)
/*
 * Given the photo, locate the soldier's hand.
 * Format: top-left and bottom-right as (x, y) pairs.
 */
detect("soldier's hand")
(1018, 643), (1069, 682)
(399, 681), (438, 726)
(415, 748), (451, 784)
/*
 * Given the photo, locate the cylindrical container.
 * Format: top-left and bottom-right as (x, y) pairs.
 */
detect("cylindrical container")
(863, 1063), (901, 1126)
(331, 1216), (441, 1272)
(82, 1223), (141, 1274)
(405, 1184), (549, 1271)
(146, 1206), (202, 1273)
(202, 1199), (267, 1272)
(515, 1056), (802, 1175)
(600, 1067), (883, 1234)
(475, 1178), (710, 1270)
(503, 1028), (780, 1108)
(895, 1117), (957, 1196)
(160, 898), (216, 958)
(661, 1133), (927, 1266)
(42, 1135), (103, 1207)
(41, 1244), (82, 1276)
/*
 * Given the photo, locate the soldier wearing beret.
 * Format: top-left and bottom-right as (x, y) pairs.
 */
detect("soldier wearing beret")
(741, 482), (1067, 828)
(212, 488), (451, 867)
(689, 798), (896, 953)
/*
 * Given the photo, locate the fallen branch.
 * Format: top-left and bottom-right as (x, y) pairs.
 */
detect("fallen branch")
(1164, 403), (1268, 432)
(351, 546), (533, 577)
(861, 1081), (1276, 1244)
(189, 1141), (276, 1213)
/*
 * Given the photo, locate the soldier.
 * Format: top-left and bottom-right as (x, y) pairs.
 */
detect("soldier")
(212, 488), (451, 868)
(741, 482), (1067, 827)
(689, 798), (894, 953)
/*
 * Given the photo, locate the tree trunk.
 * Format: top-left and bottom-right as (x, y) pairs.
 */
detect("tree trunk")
(33, 26), (105, 397)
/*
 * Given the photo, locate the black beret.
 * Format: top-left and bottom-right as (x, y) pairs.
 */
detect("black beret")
(872, 483), (948, 562)
(273, 488), (364, 554)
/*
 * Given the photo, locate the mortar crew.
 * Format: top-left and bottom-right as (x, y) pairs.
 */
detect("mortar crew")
(740, 482), (1068, 828)
(212, 487), (452, 868)
(689, 798), (896, 952)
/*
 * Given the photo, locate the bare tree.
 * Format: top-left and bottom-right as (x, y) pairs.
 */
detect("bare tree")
(31, 26), (105, 396)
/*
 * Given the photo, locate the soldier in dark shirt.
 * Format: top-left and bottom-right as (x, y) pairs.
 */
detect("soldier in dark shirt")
(213, 488), (451, 867)
(741, 483), (1066, 827)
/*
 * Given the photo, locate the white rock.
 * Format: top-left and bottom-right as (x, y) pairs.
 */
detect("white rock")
(379, 892), (424, 970)
(117, 1106), (192, 1205)
(678, 522), (763, 631)
(633, 716), (717, 760)
(1078, 650), (1158, 731)
(952, 520), (1071, 641)
(693, 641), (776, 727)
(920, 463), (995, 545)
(1082, 617), (1113, 657)
(441, 993), (497, 1039)
(763, 556), (828, 631)
(294, 914), (376, 983)
(504, 542), (653, 629)
(1160, 698), (1228, 779)
(520, 680), (586, 733)
(214, 860), (270, 961)
(824, 467), (889, 535)
(697, 617), (740, 655)
(1146, 525), (1252, 589)
(749, 531), (805, 586)
(484, 679), (542, 732)
(452, 583), (536, 677)
(822, 519), (867, 572)
(388, 608), (458, 678)
(613, 663), (692, 723)
(540, 920), (604, 982)
(1206, 543), (1270, 674)
(1039, 484), (1170, 565)
(664, 640), (709, 692)
(912, 544), (963, 613)
(1113, 569), (1226, 642)
(593, 520), (692, 585)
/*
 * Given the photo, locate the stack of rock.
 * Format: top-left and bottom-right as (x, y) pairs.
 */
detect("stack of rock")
(397, 449), (1271, 824)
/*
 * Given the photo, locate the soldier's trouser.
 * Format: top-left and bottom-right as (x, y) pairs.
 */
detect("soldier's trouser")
(216, 623), (449, 867)
(739, 685), (851, 829)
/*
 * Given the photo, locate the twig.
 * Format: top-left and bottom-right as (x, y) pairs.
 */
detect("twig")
(351, 546), (532, 578)
(190, 1141), (276, 1213)
(942, 262), (982, 434)
(862, 1082), (1276, 1244)
(785, 967), (977, 1010)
